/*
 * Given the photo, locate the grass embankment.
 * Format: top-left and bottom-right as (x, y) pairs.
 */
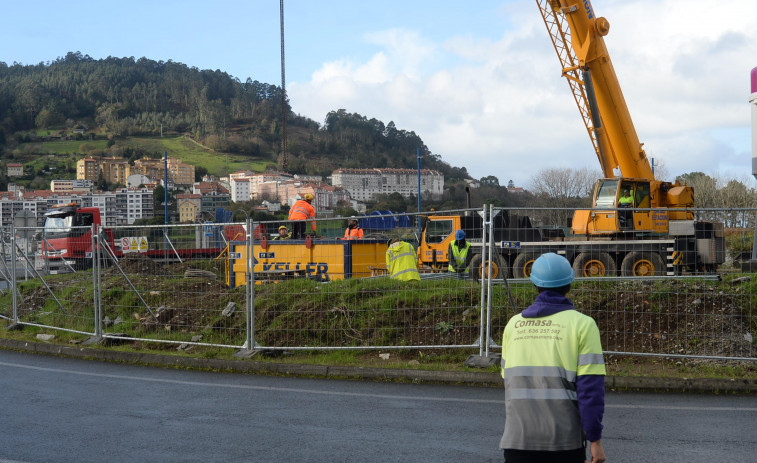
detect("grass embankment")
(1, 261), (755, 381)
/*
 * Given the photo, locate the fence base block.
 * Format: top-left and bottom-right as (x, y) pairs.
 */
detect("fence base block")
(464, 353), (501, 368)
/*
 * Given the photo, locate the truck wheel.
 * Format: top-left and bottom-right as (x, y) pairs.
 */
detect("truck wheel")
(512, 252), (539, 278)
(573, 252), (616, 277)
(621, 251), (665, 277)
(469, 254), (508, 280)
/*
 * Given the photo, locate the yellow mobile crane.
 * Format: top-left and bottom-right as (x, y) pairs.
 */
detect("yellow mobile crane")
(537, 0), (696, 235)
(416, 1), (724, 278)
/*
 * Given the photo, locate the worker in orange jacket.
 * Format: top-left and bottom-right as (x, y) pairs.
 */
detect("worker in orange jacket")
(288, 193), (316, 239)
(343, 217), (364, 240)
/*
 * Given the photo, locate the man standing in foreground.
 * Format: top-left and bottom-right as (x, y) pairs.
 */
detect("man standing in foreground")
(500, 253), (606, 463)
(288, 193), (316, 239)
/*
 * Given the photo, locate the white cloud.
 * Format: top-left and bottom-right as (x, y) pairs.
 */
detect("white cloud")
(289, 0), (757, 186)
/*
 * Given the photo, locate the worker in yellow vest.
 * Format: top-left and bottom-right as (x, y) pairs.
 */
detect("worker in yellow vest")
(618, 188), (634, 229)
(500, 253), (606, 463)
(273, 225), (291, 240)
(448, 229), (472, 277)
(385, 238), (420, 281)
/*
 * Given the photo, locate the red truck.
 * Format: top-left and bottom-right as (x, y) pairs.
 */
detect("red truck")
(35, 203), (229, 273)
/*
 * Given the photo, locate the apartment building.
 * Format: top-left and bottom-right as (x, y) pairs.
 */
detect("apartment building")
(76, 158), (100, 182)
(50, 179), (93, 194)
(131, 156), (195, 186)
(331, 168), (444, 201)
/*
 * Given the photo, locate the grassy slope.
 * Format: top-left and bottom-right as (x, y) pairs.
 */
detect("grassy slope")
(15, 135), (276, 177)
(1, 265), (755, 380)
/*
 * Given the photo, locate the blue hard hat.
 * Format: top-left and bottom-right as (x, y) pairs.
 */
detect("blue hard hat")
(455, 229), (465, 240)
(529, 253), (574, 288)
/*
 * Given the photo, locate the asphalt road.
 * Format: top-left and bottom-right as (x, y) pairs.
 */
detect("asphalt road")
(0, 349), (754, 463)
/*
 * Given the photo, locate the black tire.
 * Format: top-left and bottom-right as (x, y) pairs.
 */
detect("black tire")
(572, 252), (616, 277)
(512, 252), (539, 278)
(469, 253), (508, 280)
(621, 251), (665, 277)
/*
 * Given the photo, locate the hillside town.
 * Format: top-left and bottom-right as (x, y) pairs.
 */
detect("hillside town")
(0, 156), (445, 228)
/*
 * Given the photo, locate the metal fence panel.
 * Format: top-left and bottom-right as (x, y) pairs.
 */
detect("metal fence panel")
(97, 223), (247, 349)
(0, 207), (753, 361)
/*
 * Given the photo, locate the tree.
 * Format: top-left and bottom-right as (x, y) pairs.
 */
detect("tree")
(372, 192), (410, 212)
(677, 172), (718, 208)
(528, 167), (599, 226)
(718, 179), (756, 228)
(195, 165), (208, 182)
(480, 175), (500, 187)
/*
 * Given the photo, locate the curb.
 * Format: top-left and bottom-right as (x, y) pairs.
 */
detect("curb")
(0, 338), (754, 393)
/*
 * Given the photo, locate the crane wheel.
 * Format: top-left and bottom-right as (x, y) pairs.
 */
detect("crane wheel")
(621, 251), (664, 277)
(572, 252), (616, 277)
(469, 254), (508, 280)
(512, 252), (539, 278)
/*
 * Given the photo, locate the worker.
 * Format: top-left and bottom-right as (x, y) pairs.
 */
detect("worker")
(448, 229), (472, 277)
(499, 253), (606, 463)
(343, 217), (364, 240)
(273, 225), (291, 240)
(288, 193), (316, 239)
(385, 238), (420, 282)
(618, 188), (634, 229)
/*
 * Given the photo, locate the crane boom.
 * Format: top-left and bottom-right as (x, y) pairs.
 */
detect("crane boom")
(537, 0), (654, 180)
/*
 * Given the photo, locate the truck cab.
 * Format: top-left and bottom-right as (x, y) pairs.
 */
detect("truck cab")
(36, 203), (103, 272)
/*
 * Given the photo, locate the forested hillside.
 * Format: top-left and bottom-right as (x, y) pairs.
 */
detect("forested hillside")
(0, 52), (469, 182)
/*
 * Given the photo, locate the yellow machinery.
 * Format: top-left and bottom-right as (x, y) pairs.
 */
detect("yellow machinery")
(225, 238), (388, 287)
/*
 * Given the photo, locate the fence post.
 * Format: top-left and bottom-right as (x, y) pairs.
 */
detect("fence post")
(485, 203), (495, 357)
(10, 222), (18, 324)
(93, 224), (102, 338)
(478, 205), (487, 356)
(246, 217), (258, 349)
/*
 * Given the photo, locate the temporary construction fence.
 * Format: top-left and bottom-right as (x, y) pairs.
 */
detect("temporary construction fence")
(0, 206), (755, 362)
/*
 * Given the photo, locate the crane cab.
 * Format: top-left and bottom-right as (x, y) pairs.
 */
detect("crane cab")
(571, 178), (667, 235)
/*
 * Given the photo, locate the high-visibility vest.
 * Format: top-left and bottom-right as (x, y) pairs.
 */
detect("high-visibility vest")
(288, 200), (316, 231)
(618, 195), (633, 206)
(344, 227), (364, 239)
(385, 241), (420, 281)
(500, 309), (606, 451)
(448, 241), (471, 272)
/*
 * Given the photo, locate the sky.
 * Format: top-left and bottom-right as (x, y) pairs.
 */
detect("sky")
(2, 0), (757, 187)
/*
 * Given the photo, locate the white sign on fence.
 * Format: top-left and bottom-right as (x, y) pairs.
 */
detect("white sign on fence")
(120, 236), (149, 253)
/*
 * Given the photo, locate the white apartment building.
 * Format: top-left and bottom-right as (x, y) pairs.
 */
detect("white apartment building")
(229, 176), (251, 203)
(331, 168), (444, 202)
(0, 187), (156, 229)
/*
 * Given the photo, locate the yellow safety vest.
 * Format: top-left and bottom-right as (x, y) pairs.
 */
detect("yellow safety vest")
(448, 241), (471, 272)
(385, 241), (420, 281)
